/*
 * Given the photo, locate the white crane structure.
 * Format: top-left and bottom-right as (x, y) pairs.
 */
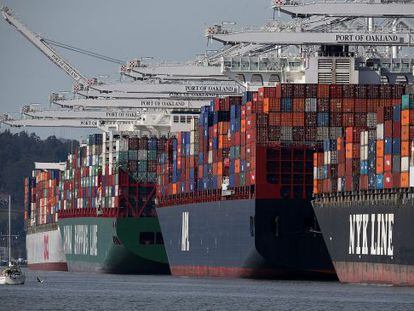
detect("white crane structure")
(2, 1), (414, 132)
(0, 5), (241, 132)
(0, 6), (94, 91)
(1, 107), (198, 135)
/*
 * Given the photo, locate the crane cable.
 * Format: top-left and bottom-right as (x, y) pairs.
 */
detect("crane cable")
(43, 38), (125, 65)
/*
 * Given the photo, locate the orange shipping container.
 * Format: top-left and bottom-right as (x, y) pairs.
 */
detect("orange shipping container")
(235, 159), (240, 173)
(313, 179), (319, 194)
(292, 112), (305, 126)
(217, 162), (223, 175)
(313, 152), (324, 167)
(263, 98), (270, 113)
(337, 137), (344, 151)
(376, 157), (384, 174)
(376, 140), (384, 157)
(402, 125), (410, 141)
(402, 141), (410, 157)
(346, 143), (353, 159)
(293, 98), (305, 112)
(280, 113), (292, 126)
(401, 172), (409, 188)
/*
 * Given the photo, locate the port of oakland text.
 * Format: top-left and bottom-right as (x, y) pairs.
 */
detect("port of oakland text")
(348, 213), (394, 256)
(335, 34), (403, 44)
(184, 85), (238, 93)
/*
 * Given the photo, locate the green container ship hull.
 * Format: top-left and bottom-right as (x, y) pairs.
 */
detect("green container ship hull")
(58, 216), (170, 274)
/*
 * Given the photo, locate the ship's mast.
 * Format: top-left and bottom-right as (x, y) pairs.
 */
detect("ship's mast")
(8, 195), (11, 266)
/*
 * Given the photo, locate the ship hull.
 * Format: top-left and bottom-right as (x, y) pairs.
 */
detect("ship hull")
(58, 216), (170, 274)
(157, 198), (334, 278)
(26, 225), (68, 271)
(313, 197), (414, 286)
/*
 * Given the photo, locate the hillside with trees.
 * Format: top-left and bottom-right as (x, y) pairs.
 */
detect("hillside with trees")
(0, 130), (78, 260)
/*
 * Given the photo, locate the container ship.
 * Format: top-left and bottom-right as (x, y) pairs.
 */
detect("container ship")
(155, 77), (407, 278)
(313, 90), (414, 285)
(57, 133), (171, 274)
(25, 133), (172, 274)
(24, 164), (68, 271)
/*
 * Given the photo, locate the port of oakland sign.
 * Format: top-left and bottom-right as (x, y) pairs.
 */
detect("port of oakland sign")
(335, 34), (405, 44)
(348, 213), (394, 257)
(184, 85), (238, 93)
(137, 100), (188, 108)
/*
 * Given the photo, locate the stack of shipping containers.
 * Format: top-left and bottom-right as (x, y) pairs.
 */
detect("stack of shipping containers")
(25, 133), (167, 223)
(24, 169), (61, 226)
(157, 84), (406, 205)
(314, 92), (414, 194)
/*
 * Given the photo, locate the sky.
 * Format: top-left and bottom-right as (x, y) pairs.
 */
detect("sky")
(0, 0), (273, 139)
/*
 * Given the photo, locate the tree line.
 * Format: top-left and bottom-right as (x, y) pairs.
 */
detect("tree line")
(0, 130), (78, 259)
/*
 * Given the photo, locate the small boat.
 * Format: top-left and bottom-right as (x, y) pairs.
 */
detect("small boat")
(0, 264), (26, 285)
(0, 195), (25, 285)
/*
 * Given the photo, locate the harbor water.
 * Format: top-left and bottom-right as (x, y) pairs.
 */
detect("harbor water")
(1, 269), (414, 311)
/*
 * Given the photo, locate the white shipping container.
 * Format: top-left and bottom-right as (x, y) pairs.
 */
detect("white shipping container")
(401, 157), (410, 172)
(337, 178), (342, 192)
(361, 146), (368, 161)
(376, 124), (384, 140)
(410, 167), (414, 187)
(208, 150), (213, 164)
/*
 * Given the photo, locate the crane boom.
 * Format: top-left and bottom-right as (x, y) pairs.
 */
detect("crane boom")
(1, 6), (88, 86)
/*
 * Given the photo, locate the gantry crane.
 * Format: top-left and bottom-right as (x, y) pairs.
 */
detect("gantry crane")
(1, 6), (92, 91)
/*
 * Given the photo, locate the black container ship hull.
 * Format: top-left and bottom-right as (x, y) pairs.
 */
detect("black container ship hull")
(313, 193), (414, 285)
(157, 198), (334, 278)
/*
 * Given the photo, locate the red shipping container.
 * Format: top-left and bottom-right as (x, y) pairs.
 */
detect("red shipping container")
(268, 112), (281, 126)
(280, 113), (292, 126)
(359, 175), (368, 190)
(354, 113), (367, 127)
(292, 113), (305, 126)
(393, 173), (401, 188)
(293, 98), (305, 112)
(269, 98), (280, 112)
(384, 172), (393, 189)
(342, 113), (354, 127)
(367, 99), (379, 112)
(384, 154), (392, 172)
(345, 176), (353, 192)
(317, 84), (330, 98)
(354, 99), (367, 113)
(384, 121), (393, 138)
(377, 107), (385, 123)
(330, 99), (342, 112)
(330, 113), (342, 127)
(393, 121), (401, 138)
(342, 99), (355, 113)
(330, 85), (343, 98)
(338, 163), (345, 177)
